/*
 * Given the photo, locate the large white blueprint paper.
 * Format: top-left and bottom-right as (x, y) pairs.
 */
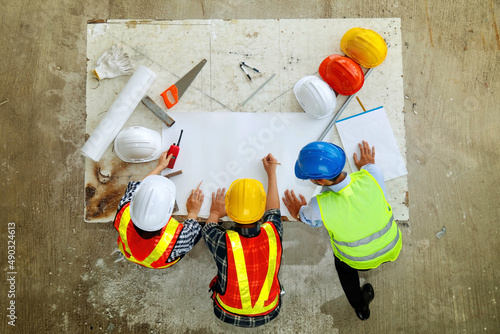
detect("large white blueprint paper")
(335, 106), (407, 181)
(162, 112), (330, 218)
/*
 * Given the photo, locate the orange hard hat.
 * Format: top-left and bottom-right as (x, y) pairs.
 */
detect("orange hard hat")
(319, 55), (364, 96)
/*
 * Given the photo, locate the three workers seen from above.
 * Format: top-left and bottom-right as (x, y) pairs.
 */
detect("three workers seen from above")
(110, 27), (400, 328)
(113, 139), (401, 327)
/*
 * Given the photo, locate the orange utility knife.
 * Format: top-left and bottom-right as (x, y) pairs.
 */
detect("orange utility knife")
(161, 59), (207, 109)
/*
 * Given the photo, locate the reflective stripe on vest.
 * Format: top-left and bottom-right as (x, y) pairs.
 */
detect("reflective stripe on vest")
(333, 215), (395, 247)
(117, 204), (181, 269)
(332, 226), (400, 262)
(317, 169), (402, 270)
(216, 223), (280, 315)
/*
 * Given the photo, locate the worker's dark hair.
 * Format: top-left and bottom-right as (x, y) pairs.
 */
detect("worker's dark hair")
(328, 172), (343, 183)
(133, 223), (163, 238)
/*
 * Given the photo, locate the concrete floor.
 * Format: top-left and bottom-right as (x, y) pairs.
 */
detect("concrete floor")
(1, 1), (499, 333)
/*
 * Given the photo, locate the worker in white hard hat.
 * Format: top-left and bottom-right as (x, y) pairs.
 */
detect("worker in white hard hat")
(283, 140), (402, 321)
(113, 151), (204, 269)
(201, 153), (283, 328)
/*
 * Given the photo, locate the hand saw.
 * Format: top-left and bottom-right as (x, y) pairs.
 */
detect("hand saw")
(161, 59), (207, 109)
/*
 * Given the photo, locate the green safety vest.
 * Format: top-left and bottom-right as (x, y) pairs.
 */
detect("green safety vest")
(317, 169), (402, 270)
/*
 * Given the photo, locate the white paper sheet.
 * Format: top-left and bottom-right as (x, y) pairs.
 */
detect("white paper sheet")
(335, 106), (407, 181)
(161, 112), (340, 218)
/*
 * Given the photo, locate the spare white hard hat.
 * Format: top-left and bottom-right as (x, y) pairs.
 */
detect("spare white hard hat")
(294, 76), (337, 119)
(130, 175), (176, 232)
(114, 126), (162, 163)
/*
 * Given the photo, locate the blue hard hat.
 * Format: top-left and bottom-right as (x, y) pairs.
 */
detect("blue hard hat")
(294, 141), (346, 180)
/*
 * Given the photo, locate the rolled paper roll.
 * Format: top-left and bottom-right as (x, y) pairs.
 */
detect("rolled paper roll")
(81, 65), (157, 162)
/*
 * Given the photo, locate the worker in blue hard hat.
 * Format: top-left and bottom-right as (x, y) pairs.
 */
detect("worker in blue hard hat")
(283, 140), (402, 321)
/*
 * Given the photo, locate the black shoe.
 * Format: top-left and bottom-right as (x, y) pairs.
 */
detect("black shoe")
(355, 283), (375, 321)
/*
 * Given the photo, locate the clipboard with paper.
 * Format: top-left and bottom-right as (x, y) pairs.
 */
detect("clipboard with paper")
(335, 106), (407, 181)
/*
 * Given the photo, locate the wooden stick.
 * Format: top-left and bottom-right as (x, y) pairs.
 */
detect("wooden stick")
(164, 170), (183, 178)
(356, 96), (366, 112)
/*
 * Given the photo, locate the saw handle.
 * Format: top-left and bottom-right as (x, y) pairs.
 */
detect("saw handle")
(161, 85), (179, 109)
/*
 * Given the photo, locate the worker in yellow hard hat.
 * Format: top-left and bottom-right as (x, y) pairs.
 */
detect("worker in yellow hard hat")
(201, 153), (283, 328)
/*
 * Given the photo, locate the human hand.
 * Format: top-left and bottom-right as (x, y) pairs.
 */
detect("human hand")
(209, 188), (227, 222)
(262, 153), (279, 175)
(282, 189), (307, 221)
(353, 140), (375, 170)
(143, 151), (174, 179)
(186, 182), (204, 220)
(157, 151), (174, 170)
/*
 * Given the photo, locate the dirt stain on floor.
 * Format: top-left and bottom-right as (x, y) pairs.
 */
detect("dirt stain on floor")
(126, 20), (138, 29)
(85, 160), (131, 221)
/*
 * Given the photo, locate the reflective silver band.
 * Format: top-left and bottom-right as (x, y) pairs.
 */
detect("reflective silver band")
(334, 215), (394, 247)
(334, 227), (400, 262)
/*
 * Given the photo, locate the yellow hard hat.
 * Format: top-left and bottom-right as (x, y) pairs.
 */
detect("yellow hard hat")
(340, 28), (387, 68)
(225, 178), (266, 224)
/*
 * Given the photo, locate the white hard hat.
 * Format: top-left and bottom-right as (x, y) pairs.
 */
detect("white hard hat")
(294, 76), (337, 119)
(114, 126), (162, 163)
(130, 175), (176, 232)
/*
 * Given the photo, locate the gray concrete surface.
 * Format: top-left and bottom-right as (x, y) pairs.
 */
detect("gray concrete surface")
(1, 1), (498, 333)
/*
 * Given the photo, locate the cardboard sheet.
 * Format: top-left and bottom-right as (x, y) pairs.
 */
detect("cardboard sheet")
(162, 112), (331, 218)
(336, 106), (408, 181)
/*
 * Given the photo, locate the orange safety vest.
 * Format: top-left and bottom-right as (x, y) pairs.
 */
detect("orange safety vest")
(115, 203), (183, 269)
(214, 223), (282, 316)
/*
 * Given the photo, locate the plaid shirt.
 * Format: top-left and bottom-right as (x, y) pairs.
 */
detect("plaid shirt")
(117, 181), (202, 262)
(202, 208), (283, 327)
